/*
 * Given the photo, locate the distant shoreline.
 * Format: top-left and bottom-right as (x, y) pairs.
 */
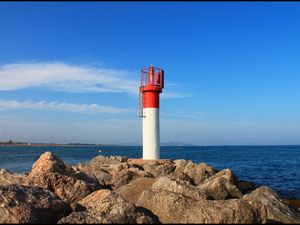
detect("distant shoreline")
(0, 143), (112, 147)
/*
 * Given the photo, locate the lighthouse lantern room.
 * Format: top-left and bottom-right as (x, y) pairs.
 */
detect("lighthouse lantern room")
(139, 65), (164, 160)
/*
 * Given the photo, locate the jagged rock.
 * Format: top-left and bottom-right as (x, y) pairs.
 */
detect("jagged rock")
(137, 189), (259, 223)
(182, 161), (216, 185)
(197, 169), (243, 200)
(243, 186), (300, 224)
(116, 177), (156, 204)
(27, 152), (95, 204)
(58, 212), (107, 224)
(151, 176), (208, 201)
(109, 165), (152, 189)
(141, 160), (175, 178)
(85, 155), (128, 170)
(168, 171), (195, 185)
(28, 173), (95, 204)
(0, 169), (29, 186)
(58, 189), (159, 224)
(0, 184), (71, 224)
(28, 151), (75, 177)
(73, 158), (152, 190)
(73, 168), (112, 189)
(173, 159), (192, 173)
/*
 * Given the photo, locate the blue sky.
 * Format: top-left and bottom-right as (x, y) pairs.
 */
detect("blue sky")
(0, 2), (300, 145)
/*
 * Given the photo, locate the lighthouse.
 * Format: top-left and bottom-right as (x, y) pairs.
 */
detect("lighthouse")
(139, 65), (164, 160)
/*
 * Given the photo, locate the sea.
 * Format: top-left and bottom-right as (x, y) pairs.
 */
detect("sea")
(0, 145), (299, 199)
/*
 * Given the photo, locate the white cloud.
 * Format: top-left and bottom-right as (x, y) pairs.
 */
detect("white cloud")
(0, 99), (130, 114)
(0, 62), (138, 94)
(0, 61), (190, 98)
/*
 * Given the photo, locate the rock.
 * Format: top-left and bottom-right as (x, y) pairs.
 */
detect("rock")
(151, 176), (208, 201)
(73, 157), (153, 190)
(28, 151), (75, 177)
(115, 177), (156, 204)
(27, 152), (95, 204)
(182, 161), (216, 185)
(85, 155), (128, 170)
(59, 189), (159, 224)
(173, 159), (192, 173)
(197, 169), (243, 200)
(72, 156), (136, 189)
(168, 170), (195, 185)
(141, 160), (176, 178)
(137, 189), (259, 223)
(58, 212), (107, 224)
(0, 169), (29, 186)
(243, 186), (300, 224)
(109, 164), (153, 189)
(109, 169), (136, 189)
(0, 184), (71, 224)
(73, 166), (112, 189)
(28, 173), (95, 204)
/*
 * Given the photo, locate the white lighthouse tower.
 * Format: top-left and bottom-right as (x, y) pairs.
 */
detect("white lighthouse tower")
(139, 65), (164, 160)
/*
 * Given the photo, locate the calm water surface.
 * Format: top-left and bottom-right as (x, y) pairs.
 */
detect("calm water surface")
(0, 145), (299, 199)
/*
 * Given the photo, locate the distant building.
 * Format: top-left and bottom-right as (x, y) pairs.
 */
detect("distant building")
(27, 142), (31, 146)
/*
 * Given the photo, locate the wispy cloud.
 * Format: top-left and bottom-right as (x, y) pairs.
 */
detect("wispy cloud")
(0, 62), (138, 94)
(0, 61), (190, 98)
(0, 99), (130, 114)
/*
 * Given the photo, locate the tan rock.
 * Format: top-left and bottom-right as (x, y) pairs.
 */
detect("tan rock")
(243, 186), (300, 224)
(0, 169), (29, 186)
(28, 151), (75, 177)
(141, 160), (175, 178)
(197, 169), (243, 200)
(115, 177), (156, 204)
(58, 212), (107, 224)
(0, 184), (71, 224)
(86, 155), (128, 170)
(58, 189), (159, 224)
(28, 172), (94, 204)
(151, 176), (208, 201)
(137, 190), (258, 223)
(182, 161), (216, 185)
(27, 152), (95, 204)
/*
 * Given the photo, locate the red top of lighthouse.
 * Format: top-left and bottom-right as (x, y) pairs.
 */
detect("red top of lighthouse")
(139, 65), (164, 113)
(140, 65), (164, 92)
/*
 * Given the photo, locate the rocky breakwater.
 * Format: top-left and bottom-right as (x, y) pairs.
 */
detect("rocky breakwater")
(0, 151), (299, 224)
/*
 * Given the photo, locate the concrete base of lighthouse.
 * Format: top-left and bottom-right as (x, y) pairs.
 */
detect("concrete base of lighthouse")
(142, 108), (160, 160)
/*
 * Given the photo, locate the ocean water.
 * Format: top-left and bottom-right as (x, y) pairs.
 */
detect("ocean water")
(0, 145), (299, 199)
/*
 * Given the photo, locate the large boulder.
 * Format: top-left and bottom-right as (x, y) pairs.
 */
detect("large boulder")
(115, 177), (157, 204)
(58, 189), (159, 224)
(243, 186), (300, 224)
(73, 157), (152, 190)
(197, 169), (243, 200)
(27, 152), (96, 204)
(28, 151), (75, 177)
(151, 176), (208, 201)
(143, 160), (175, 177)
(137, 189), (259, 223)
(73, 155), (128, 172)
(58, 212), (107, 224)
(134, 160), (175, 178)
(0, 184), (71, 224)
(0, 169), (29, 186)
(177, 160), (216, 185)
